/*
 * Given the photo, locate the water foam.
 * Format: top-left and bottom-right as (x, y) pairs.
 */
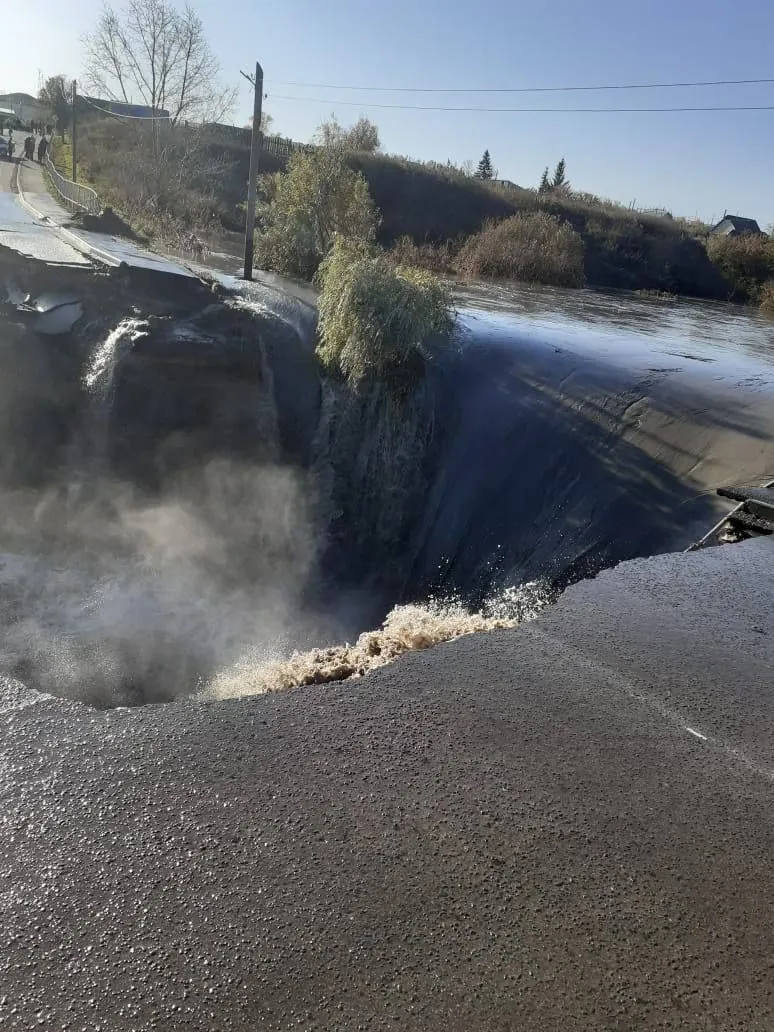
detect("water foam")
(208, 580), (553, 699)
(84, 318), (149, 389)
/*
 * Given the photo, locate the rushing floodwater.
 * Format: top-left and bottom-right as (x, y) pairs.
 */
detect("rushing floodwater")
(1, 267), (774, 706)
(455, 279), (774, 371)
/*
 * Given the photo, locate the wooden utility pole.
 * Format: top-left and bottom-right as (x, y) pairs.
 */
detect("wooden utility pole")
(71, 79), (78, 182)
(242, 62), (264, 280)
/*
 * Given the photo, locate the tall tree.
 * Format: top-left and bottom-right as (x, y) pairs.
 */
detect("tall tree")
(39, 75), (73, 137)
(82, 0), (235, 127)
(538, 167), (551, 193)
(552, 157), (570, 192)
(475, 150), (494, 180)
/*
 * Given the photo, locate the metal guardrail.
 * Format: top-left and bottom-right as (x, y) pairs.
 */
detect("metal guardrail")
(44, 151), (102, 215)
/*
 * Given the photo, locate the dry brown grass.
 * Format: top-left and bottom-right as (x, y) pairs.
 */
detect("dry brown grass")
(706, 233), (774, 302)
(759, 281), (774, 314)
(389, 236), (457, 274)
(76, 119), (236, 244)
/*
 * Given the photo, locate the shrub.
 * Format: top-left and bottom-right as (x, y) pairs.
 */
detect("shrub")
(390, 236), (457, 274)
(255, 149), (378, 279)
(456, 211), (585, 287)
(706, 233), (774, 301)
(315, 237), (454, 388)
(760, 281), (774, 314)
(77, 119), (234, 241)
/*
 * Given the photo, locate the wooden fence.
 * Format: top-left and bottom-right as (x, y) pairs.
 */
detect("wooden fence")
(204, 123), (312, 162)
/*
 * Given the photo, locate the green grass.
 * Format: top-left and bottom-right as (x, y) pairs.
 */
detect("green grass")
(51, 137), (74, 179)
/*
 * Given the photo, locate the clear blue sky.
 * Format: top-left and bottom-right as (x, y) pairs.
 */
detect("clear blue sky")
(3, 0), (774, 226)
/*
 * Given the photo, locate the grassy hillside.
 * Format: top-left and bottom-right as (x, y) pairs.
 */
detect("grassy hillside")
(346, 155), (726, 298)
(70, 119), (752, 302)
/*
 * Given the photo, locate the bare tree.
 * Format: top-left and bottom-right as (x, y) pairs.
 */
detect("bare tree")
(245, 111), (274, 134)
(82, 0), (235, 127)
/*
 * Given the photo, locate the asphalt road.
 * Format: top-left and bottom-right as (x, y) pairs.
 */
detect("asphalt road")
(0, 145), (90, 266)
(1, 536), (772, 1031)
(0, 143), (193, 276)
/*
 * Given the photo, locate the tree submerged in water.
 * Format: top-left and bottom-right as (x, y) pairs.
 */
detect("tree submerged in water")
(315, 237), (455, 390)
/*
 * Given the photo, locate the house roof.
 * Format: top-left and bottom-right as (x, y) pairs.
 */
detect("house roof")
(713, 215), (762, 233)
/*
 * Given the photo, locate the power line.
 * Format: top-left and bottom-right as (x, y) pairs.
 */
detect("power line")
(269, 94), (774, 114)
(81, 97), (171, 120)
(270, 76), (774, 95)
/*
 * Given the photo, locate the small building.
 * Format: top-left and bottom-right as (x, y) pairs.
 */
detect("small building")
(0, 93), (49, 125)
(710, 214), (763, 237)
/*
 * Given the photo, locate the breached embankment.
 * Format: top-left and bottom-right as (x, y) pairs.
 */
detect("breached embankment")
(1, 535), (773, 1032)
(1, 251), (773, 705)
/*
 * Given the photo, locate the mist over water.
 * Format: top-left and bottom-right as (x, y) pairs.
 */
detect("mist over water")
(0, 461), (321, 706)
(1, 272), (773, 708)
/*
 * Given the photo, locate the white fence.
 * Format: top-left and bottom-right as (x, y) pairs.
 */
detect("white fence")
(44, 151), (102, 215)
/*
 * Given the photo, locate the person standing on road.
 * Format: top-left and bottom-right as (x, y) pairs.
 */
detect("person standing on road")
(37, 136), (48, 163)
(24, 136), (34, 160)
(7, 134), (15, 160)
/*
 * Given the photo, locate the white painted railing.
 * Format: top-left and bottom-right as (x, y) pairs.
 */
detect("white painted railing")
(44, 151), (102, 215)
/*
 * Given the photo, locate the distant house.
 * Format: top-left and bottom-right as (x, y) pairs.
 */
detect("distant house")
(492, 178), (520, 190)
(710, 214), (763, 237)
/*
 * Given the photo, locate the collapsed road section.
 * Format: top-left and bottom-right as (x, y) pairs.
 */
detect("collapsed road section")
(0, 535), (772, 1031)
(1, 187), (774, 1026)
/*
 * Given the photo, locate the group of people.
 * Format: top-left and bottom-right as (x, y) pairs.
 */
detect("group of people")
(24, 134), (49, 162)
(2, 130), (49, 162)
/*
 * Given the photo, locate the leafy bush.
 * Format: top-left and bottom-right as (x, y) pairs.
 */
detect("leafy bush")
(706, 233), (774, 302)
(315, 237), (454, 388)
(255, 149), (378, 279)
(456, 211), (585, 287)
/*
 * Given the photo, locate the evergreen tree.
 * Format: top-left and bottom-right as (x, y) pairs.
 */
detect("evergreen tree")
(476, 150), (494, 180)
(538, 167), (551, 193)
(552, 157), (569, 192)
